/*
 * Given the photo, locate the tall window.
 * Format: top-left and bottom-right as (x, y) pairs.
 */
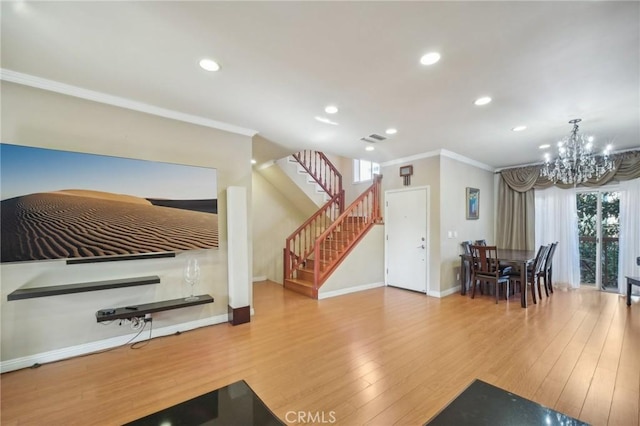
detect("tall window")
(353, 159), (380, 183)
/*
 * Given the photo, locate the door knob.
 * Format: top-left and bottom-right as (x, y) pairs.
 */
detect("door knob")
(417, 244), (425, 249)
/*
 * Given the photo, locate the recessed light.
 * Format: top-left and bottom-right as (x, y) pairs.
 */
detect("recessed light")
(324, 105), (338, 114)
(420, 52), (441, 66)
(385, 128), (398, 135)
(365, 146), (375, 152)
(512, 125), (527, 132)
(315, 116), (339, 126)
(199, 58), (220, 72)
(539, 144), (550, 149)
(474, 96), (492, 106)
(251, 159), (257, 165)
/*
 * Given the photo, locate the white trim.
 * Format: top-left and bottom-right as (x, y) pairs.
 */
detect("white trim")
(381, 150), (440, 167)
(381, 149), (493, 172)
(0, 314), (229, 373)
(0, 68), (257, 137)
(317, 282), (384, 300)
(439, 149), (495, 172)
(429, 285), (461, 298)
(252, 276), (268, 282)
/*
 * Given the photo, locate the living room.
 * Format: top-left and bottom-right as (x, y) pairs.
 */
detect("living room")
(2, 2), (639, 425)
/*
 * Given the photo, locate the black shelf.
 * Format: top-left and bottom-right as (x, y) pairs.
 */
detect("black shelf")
(96, 294), (214, 322)
(7, 276), (160, 301)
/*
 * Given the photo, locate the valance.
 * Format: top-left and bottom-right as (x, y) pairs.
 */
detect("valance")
(500, 150), (640, 193)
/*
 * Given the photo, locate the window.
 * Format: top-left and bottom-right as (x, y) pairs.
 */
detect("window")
(353, 159), (380, 183)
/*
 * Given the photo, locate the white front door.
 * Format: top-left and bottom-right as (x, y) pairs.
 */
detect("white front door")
(385, 187), (429, 293)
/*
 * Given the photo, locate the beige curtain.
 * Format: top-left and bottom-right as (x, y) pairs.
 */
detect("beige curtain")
(496, 150), (640, 250)
(496, 175), (535, 250)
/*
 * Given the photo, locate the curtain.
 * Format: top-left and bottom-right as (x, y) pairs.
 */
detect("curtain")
(535, 186), (581, 289)
(617, 178), (640, 295)
(496, 175), (535, 250)
(498, 150), (640, 251)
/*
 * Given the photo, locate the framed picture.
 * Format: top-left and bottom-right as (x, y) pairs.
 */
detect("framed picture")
(466, 187), (479, 220)
(1, 143), (218, 263)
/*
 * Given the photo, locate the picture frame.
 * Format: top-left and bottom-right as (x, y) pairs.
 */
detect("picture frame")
(466, 187), (479, 220)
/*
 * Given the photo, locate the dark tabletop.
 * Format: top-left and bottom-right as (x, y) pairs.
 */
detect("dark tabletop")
(425, 379), (588, 426)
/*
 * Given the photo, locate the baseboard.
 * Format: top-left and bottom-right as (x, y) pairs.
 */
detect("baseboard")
(318, 282), (385, 300)
(428, 285), (461, 298)
(252, 276), (267, 282)
(0, 314), (229, 373)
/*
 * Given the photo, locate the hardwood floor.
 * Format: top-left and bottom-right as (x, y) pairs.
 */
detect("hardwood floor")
(1, 281), (639, 425)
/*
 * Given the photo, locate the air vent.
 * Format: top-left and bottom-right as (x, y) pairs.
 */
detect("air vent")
(369, 134), (387, 141)
(360, 134), (387, 144)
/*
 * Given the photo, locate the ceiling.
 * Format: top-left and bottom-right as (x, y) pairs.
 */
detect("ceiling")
(2, 1), (639, 169)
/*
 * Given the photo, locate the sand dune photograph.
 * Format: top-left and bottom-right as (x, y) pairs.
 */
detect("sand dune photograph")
(1, 144), (218, 263)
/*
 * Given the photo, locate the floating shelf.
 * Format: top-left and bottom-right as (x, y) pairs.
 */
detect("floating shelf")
(7, 276), (160, 301)
(96, 294), (214, 322)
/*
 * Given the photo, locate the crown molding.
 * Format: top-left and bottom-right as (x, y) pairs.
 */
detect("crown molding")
(439, 149), (495, 172)
(381, 148), (494, 172)
(0, 68), (258, 137)
(381, 150), (440, 167)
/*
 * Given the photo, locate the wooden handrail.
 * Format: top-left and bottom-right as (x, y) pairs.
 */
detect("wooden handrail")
(284, 194), (342, 281)
(292, 150), (343, 203)
(311, 175), (382, 287)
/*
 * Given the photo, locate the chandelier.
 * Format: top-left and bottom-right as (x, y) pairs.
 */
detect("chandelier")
(540, 118), (614, 185)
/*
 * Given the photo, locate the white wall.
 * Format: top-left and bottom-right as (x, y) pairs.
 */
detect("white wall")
(318, 225), (384, 298)
(0, 82), (252, 366)
(251, 170), (308, 283)
(439, 155), (495, 292)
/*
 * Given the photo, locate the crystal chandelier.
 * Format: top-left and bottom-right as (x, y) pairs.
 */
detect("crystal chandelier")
(540, 118), (614, 185)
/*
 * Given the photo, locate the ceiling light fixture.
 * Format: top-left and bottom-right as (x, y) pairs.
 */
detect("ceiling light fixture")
(474, 96), (492, 106)
(385, 128), (398, 135)
(540, 118), (614, 185)
(420, 52), (441, 66)
(199, 58), (220, 72)
(512, 125), (527, 132)
(315, 116), (338, 126)
(365, 146), (375, 152)
(324, 105), (338, 114)
(539, 144), (550, 149)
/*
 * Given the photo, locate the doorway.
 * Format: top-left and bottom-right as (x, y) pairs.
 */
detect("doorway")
(577, 190), (620, 292)
(384, 187), (429, 293)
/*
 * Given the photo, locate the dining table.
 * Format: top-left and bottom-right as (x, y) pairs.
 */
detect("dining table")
(460, 248), (538, 308)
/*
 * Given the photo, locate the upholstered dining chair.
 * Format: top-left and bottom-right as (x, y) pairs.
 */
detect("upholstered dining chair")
(470, 245), (511, 304)
(541, 242), (558, 296)
(461, 241), (474, 294)
(509, 245), (549, 304)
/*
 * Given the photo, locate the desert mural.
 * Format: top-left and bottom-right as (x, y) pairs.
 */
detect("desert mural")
(1, 144), (218, 263)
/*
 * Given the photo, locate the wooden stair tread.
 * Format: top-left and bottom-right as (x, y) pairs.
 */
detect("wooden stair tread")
(285, 278), (314, 287)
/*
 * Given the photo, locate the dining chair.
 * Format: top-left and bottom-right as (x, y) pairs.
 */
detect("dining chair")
(509, 245), (549, 304)
(461, 241), (474, 294)
(542, 242), (558, 296)
(470, 245), (511, 304)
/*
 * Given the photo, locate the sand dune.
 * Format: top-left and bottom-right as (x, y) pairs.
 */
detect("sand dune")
(52, 189), (153, 205)
(1, 192), (218, 263)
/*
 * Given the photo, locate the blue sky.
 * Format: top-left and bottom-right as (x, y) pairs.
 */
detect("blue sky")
(0, 144), (218, 201)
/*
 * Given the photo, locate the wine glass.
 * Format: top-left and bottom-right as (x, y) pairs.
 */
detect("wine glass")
(184, 257), (200, 301)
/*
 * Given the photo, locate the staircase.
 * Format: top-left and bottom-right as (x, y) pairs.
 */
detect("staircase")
(284, 155), (383, 299)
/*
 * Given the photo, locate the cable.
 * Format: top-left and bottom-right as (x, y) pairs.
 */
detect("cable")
(131, 319), (153, 349)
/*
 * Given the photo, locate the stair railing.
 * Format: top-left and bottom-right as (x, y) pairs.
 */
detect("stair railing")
(311, 174), (382, 287)
(284, 194), (342, 282)
(292, 150), (344, 207)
